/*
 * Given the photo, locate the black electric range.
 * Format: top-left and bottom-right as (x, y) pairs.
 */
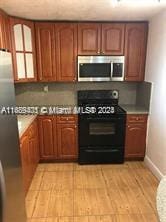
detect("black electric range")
(78, 90), (126, 164)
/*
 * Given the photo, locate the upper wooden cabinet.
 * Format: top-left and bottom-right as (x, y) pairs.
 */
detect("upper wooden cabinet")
(124, 23), (148, 81)
(101, 24), (125, 55)
(55, 23), (77, 82)
(35, 22), (77, 82)
(0, 10), (11, 51)
(78, 23), (101, 55)
(78, 23), (125, 55)
(10, 18), (37, 82)
(35, 23), (57, 82)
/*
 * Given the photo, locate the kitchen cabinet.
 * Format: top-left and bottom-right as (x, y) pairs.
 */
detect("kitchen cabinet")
(38, 115), (78, 161)
(38, 116), (57, 160)
(101, 23), (125, 55)
(56, 23), (77, 82)
(29, 119), (40, 171)
(35, 22), (57, 82)
(124, 23), (148, 81)
(78, 23), (125, 55)
(0, 10), (11, 51)
(57, 115), (78, 160)
(78, 23), (101, 55)
(125, 114), (148, 160)
(20, 118), (39, 194)
(20, 134), (31, 194)
(35, 22), (77, 82)
(10, 18), (37, 82)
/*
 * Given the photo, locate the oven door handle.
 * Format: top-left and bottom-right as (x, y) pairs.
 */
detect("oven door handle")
(86, 149), (120, 153)
(86, 117), (123, 121)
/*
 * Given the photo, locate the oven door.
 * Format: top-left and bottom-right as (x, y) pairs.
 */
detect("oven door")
(79, 115), (125, 147)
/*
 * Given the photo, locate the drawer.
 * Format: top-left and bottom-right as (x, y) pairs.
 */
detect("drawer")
(127, 114), (148, 123)
(57, 115), (77, 124)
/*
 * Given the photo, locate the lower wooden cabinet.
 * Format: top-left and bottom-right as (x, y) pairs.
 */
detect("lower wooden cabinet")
(20, 118), (39, 194)
(57, 123), (78, 160)
(125, 114), (148, 159)
(38, 115), (78, 161)
(38, 116), (57, 160)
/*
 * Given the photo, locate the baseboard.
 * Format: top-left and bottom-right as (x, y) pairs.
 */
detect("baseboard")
(144, 156), (164, 180)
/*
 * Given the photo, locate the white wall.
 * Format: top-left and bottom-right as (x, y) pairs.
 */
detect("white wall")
(144, 10), (166, 179)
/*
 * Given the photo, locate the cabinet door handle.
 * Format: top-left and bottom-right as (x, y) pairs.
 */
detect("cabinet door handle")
(97, 51), (100, 54)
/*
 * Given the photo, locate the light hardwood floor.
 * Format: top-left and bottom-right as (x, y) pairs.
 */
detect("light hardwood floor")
(26, 162), (159, 222)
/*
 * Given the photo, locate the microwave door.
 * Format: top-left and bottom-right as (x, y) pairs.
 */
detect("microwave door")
(78, 62), (111, 82)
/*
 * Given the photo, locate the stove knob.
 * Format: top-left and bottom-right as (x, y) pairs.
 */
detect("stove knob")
(112, 90), (119, 99)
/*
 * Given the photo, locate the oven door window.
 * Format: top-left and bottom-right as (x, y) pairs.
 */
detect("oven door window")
(79, 63), (111, 77)
(89, 122), (116, 135)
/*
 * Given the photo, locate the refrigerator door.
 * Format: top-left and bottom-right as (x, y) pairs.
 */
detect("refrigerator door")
(0, 50), (27, 222)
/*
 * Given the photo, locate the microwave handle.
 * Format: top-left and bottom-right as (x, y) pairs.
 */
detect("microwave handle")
(110, 62), (113, 79)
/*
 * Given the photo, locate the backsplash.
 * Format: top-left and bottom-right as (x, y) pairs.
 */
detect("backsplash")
(136, 82), (152, 109)
(15, 82), (138, 106)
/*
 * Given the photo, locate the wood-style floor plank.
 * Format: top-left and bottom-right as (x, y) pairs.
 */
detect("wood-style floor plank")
(47, 189), (73, 217)
(74, 170), (105, 189)
(32, 191), (51, 218)
(45, 217), (74, 222)
(74, 189), (115, 216)
(26, 190), (39, 218)
(45, 163), (74, 172)
(40, 171), (73, 190)
(74, 164), (101, 171)
(29, 172), (44, 191)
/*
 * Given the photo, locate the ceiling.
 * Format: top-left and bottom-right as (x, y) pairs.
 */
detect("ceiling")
(0, 0), (166, 21)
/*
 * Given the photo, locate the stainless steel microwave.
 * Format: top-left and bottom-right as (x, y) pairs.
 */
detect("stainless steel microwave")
(78, 56), (125, 82)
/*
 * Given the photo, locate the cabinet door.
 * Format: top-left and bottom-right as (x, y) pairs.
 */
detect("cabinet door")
(101, 23), (125, 55)
(29, 119), (39, 174)
(38, 116), (57, 160)
(57, 124), (78, 160)
(10, 18), (37, 82)
(0, 10), (11, 51)
(20, 134), (31, 194)
(35, 22), (56, 81)
(125, 23), (148, 81)
(78, 23), (101, 55)
(125, 123), (147, 158)
(55, 23), (77, 82)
